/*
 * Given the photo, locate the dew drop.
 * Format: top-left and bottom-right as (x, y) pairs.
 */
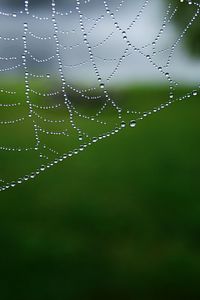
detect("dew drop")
(121, 121), (126, 128)
(192, 90), (198, 96)
(40, 165), (45, 171)
(130, 120), (136, 128)
(100, 83), (105, 89)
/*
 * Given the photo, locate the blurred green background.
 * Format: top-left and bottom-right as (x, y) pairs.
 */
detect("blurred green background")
(0, 0), (200, 299)
(0, 86), (200, 299)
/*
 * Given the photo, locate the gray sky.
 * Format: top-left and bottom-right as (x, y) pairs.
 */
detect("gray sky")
(0, 0), (199, 86)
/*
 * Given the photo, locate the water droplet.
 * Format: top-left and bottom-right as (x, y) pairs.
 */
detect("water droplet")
(92, 137), (98, 143)
(78, 135), (83, 141)
(40, 165), (45, 171)
(121, 121), (126, 128)
(193, 90), (198, 96)
(130, 120), (136, 128)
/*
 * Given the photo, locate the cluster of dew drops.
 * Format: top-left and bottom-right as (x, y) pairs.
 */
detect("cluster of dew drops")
(0, 0), (199, 191)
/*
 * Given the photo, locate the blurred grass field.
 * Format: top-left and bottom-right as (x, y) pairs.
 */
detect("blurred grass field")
(0, 85), (200, 299)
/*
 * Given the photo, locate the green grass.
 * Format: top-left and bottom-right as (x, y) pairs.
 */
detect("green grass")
(0, 84), (200, 299)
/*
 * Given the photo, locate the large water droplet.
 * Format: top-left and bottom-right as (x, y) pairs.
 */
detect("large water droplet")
(100, 83), (105, 89)
(192, 90), (198, 96)
(130, 120), (136, 128)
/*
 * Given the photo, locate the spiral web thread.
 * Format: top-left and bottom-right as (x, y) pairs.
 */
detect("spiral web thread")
(0, 0), (199, 191)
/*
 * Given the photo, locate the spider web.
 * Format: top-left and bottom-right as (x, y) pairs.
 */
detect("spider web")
(0, 0), (199, 191)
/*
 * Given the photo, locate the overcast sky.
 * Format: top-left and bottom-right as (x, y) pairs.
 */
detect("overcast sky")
(0, 0), (199, 86)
